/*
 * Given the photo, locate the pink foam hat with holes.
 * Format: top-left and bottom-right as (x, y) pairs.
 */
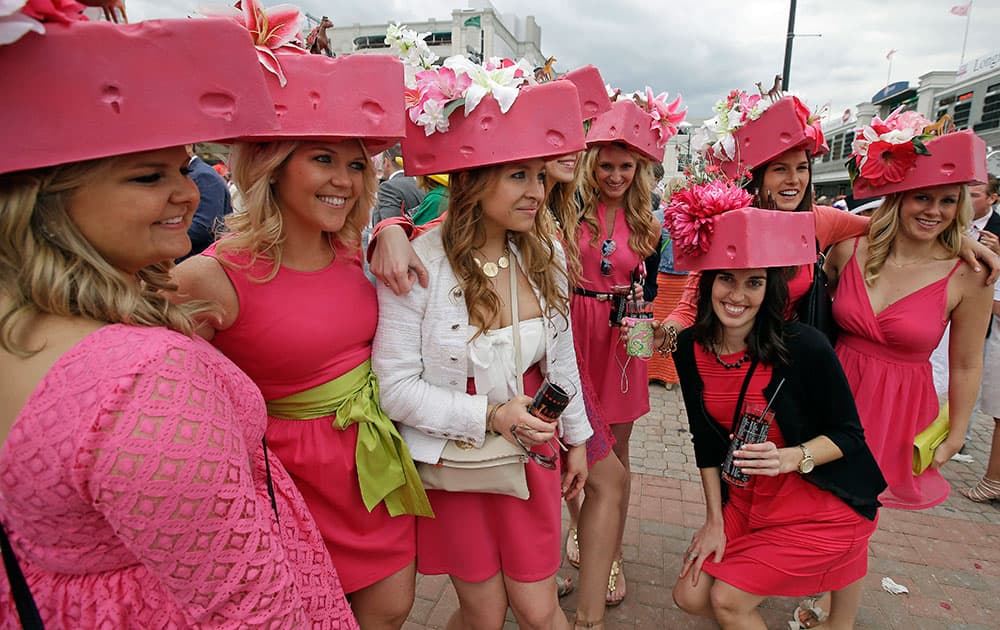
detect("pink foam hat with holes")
(709, 96), (826, 180)
(673, 207), (816, 272)
(401, 79), (585, 176)
(239, 53), (406, 154)
(586, 100), (665, 162)
(557, 65), (611, 120)
(851, 130), (987, 199)
(0, 18), (278, 175)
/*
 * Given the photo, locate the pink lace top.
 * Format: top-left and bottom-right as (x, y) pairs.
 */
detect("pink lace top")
(0, 325), (358, 629)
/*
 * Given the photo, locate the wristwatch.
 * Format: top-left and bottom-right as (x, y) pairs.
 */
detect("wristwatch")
(797, 444), (816, 474)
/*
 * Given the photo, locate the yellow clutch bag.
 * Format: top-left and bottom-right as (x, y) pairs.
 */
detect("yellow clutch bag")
(913, 403), (949, 476)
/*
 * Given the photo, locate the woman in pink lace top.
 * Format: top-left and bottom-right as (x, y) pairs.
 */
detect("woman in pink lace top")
(0, 13), (357, 630)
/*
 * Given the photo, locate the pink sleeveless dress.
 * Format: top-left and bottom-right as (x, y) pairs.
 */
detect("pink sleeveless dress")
(572, 204), (650, 424)
(0, 325), (356, 628)
(832, 239), (961, 510)
(204, 243), (415, 594)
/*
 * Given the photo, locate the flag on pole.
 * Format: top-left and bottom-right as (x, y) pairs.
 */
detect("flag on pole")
(463, 15), (481, 28)
(886, 49), (897, 60)
(950, 3), (971, 16)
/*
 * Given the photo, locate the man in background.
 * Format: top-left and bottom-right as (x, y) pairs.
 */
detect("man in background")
(178, 145), (232, 261)
(371, 144), (424, 225)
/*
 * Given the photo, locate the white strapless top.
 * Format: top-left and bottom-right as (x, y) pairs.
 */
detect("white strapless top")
(467, 317), (546, 401)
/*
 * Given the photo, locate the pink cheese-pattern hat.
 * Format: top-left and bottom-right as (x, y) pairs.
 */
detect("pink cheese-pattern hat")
(240, 52), (406, 154)
(586, 89), (686, 162)
(557, 65), (612, 121)
(665, 178), (815, 272)
(400, 56), (586, 175)
(696, 93), (828, 180)
(1, 15), (278, 175)
(848, 109), (986, 198)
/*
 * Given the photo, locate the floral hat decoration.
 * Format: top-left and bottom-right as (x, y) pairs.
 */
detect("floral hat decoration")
(2, 0), (278, 175)
(585, 86), (686, 162)
(388, 23), (586, 175)
(664, 166), (815, 272)
(692, 88), (828, 180)
(201, 0), (405, 152)
(846, 108), (986, 198)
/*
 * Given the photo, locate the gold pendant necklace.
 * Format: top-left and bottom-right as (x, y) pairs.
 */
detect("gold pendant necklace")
(474, 249), (510, 278)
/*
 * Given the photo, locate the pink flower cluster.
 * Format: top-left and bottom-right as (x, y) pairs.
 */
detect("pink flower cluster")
(724, 89), (764, 126)
(791, 96), (828, 156)
(665, 180), (753, 256)
(21, 0), (86, 22)
(405, 66), (471, 124)
(849, 106), (932, 187)
(643, 87), (686, 148)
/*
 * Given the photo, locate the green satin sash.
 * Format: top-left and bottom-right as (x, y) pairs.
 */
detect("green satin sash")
(266, 360), (433, 518)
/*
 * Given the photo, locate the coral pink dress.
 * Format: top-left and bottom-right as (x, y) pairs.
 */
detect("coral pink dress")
(205, 243), (415, 593)
(833, 239), (961, 509)
(697, 346), (875, 596)
(0, 325), (356, 629)
(572, 204), (650, 424)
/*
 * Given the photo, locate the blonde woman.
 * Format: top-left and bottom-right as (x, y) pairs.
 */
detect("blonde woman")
(0, 14), (355, 628)
(172, 52), (431, 630)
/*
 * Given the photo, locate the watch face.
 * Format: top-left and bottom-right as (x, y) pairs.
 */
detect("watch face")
(800, 458), (816, 474)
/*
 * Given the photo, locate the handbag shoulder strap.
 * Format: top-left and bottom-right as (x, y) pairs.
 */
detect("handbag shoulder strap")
(510, 245), (524, 397)
(0, 522), (44, 629)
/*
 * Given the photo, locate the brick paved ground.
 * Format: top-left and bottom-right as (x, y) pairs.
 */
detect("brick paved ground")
(404, 383), (1000, 629)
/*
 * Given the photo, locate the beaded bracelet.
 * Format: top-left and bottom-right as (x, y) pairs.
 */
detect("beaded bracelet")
(656, 324), (678, 357)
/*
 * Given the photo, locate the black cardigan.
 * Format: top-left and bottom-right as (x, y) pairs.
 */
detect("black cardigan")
(674, 322), (887, 520)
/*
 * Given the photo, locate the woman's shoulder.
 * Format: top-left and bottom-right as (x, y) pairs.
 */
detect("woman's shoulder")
(411, 225), (448, 264)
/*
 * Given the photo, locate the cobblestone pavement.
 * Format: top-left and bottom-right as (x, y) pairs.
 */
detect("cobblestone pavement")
(404, 383), (1000, 629)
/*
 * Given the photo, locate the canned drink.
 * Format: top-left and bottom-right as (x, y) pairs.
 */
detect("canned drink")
(529, 377), (576, 422)
(623, 316), (654, 358)
(721, 403), (774, 488)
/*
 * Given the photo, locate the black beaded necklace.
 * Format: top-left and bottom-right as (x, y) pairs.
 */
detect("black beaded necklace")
(713, 346), (751, 370)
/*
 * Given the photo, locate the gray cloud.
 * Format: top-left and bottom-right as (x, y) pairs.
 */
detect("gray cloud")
(130, 0), (1000, 124)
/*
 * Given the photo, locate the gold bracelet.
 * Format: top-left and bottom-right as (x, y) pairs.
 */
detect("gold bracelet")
(486, 402), (505, 434)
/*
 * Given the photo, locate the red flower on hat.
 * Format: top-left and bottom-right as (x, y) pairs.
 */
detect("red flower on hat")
(859, 140), (917, 187)
(791, 96), (828, 157)
(665, 180), (753, 256)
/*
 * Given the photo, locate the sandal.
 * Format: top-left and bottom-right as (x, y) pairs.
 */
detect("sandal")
(566, 527), (580, 568)
(557, 575), (575, 598)
(960, 477), (1000, 503)
(605, 557), (626, 607)
(788, 596), (829, 629)
(574, 618), (604, 629)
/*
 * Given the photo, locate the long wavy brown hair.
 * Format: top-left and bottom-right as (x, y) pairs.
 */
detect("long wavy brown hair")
(0, 160), (214, 356)
(577, 143), (660, 270)
(443, 166), (570, 337)
(216, 139), (376, 281)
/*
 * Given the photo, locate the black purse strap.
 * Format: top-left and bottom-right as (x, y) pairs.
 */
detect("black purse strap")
(0, 522), (44, 629)
(701, 357), (759, 442)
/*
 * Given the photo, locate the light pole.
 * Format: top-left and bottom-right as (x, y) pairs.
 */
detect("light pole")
(780, 0), (820, 91)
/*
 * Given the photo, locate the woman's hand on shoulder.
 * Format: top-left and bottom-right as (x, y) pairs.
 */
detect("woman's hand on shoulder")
(680, 519), (726, 587)
(958, 233), (1000, 285)
(492, 395), (555, 446)
(371, 224), (428, 296)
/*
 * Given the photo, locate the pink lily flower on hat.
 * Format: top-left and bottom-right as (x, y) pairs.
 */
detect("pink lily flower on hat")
(198, 0), (305, 87)
(645, 87), (686, 148)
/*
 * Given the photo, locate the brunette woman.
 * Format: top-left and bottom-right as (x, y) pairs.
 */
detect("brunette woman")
(373, 72), (592, 630)
(666, 193), (884, 630)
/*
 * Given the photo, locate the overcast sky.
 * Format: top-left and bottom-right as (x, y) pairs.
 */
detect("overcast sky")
(129, 0), (1000, 127)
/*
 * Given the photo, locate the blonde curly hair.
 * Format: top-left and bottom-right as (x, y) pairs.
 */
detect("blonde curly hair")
(0, 158), (213, 356)
(443, 165), (570, 337)
(864, 186), (972, 285)
(217, 139), (377, 281)
(577, 143), (660, 279)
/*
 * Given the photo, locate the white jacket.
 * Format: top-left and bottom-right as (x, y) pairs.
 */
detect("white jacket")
(372, 227), (593, 464)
